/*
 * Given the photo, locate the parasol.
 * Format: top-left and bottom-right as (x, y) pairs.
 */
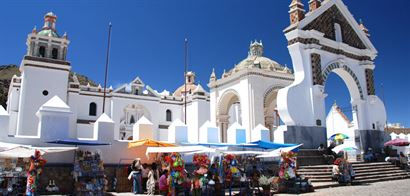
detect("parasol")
(328, 133), (349, 141)
(384, 138), (410, 147)
(128, 139), (176, 148)
(332, 143), (359, 153)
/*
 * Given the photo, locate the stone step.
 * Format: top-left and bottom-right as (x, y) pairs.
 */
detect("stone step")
(355, 172), (409, 180)
(353, 164), (397, 170)
(355, 174), (410, 184)
(351, 162), (392, 166)
(354, 166), (400, 172)
(298, 165), (333, 169)
(354, 169), (406, 176)
(298, 171), (332, 175)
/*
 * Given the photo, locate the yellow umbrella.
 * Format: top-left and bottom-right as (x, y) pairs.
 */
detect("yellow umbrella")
(128, 139), (176, 163)
(128, 139), (176, 148)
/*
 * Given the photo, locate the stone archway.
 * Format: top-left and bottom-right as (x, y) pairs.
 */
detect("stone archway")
(263, 86), (283, 140)
(322, 62), (364, 131)
(217, 90), (241, 143)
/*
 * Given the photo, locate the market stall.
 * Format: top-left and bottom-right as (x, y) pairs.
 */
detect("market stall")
(47, 139), (110, 195)
(0, 143), (77, 195)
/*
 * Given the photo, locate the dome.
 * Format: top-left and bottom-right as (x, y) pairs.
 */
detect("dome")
(38, 29), (59, 38)
(173, 84), (198, 97)
(173, 71), (198, 97)
(235, 56), (282, 71)
(227, 40), (291, 74)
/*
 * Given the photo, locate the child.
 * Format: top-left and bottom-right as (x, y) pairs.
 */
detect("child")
(147, 165), (156, 195)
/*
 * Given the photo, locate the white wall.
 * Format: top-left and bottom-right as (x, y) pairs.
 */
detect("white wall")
(17, 65), (69, 136)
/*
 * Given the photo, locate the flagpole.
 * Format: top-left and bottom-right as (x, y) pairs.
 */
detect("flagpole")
(184, 38), (188, 124)
(102, 22), (112, 113)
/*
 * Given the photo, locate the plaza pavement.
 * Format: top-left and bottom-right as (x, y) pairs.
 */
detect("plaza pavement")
(107, 179), (410, 196)
(277, 178), (410, 196)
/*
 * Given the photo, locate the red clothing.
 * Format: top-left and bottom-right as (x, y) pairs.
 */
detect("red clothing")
(159, 174), (168, 191)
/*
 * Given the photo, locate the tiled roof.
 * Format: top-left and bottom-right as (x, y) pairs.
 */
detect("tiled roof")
(385, 128), (410, 135)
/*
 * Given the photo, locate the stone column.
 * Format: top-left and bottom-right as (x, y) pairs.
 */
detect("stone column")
(217, 115), (229, 143)
(265, 115), (275, 141)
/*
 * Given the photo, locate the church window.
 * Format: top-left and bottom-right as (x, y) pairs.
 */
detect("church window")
(334, 23), (343, 42)
(316, 119), (322, 126)
(130, 115), (136, 124)
(42, 90), (48, 96)
(52, 48), (58, 59)
(166, 109), (172, 122)
(39, 46), (46, 57)
(89, 102), (97, 116)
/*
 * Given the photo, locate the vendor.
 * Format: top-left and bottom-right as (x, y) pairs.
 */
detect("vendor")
(399, 152), (408, 169)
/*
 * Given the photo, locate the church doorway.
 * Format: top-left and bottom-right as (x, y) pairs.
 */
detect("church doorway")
(263, 87), (283, 140)
(217, 90), (241, 143)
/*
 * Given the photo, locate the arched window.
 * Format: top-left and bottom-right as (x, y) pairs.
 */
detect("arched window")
(52, 48), (58, 59)
(89, 102), (97, 116)
(39, 46), (46, 57)
(130, 115), (135, 124)
(334, 23), (343, 42)
(166, 110), (172, 122)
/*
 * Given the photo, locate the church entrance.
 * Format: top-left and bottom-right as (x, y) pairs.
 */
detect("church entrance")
(217, 90), (241, 143)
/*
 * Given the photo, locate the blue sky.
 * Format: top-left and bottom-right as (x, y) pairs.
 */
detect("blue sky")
(0, 0), (409, 127)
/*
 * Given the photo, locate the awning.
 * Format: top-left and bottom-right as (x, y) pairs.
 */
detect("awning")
(0, 142), (31, 152)
(220, 150), (267, 155)
(128, 139), (176, 148)
(250, 140), (298, 150)
(256, 144), (303, 158)
(47, 139), (111, 146)
(0, 146), (78, 158)
(146, 146), (210, 156)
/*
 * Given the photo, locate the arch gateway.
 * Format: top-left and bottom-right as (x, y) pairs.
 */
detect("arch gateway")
(209, 0), (387, 150)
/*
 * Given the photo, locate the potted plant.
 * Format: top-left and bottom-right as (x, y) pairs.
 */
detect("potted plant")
(259, 175), (274, 195)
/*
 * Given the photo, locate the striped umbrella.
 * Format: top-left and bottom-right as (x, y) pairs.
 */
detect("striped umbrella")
(328, 133), (349, 141)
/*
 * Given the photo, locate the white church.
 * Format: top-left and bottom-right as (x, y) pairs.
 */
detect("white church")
(0, 0), (388, 164)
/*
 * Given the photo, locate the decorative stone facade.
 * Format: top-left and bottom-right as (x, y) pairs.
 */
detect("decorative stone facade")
(365, 69), (375, 95)
(311, 53), (323, 85)
(303, 5), (367, 49)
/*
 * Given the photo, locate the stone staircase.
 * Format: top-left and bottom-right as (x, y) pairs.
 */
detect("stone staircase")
(297, 162), (410, 189)
(296, 149), (328, 166)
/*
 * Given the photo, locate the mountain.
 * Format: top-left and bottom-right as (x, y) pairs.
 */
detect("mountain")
(0, 64), (97, 108)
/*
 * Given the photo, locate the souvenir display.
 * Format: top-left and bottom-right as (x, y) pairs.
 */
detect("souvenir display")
(0, 158), (27, 195)
(26, 150), (47, 195)
(279, 151), (297, 180)
(223, 154), (241, 180)
(193, 154), (210, 175)
(163, 152), (186, 194)
(73, 150), (106, 196)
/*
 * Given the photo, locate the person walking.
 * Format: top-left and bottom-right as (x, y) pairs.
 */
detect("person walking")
(147, 165), (156, 195)
(131, 158), (143, 194)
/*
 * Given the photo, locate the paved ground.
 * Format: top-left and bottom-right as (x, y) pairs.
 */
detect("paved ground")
(277, 179), (410, 196)
(108, 179), (410, 196)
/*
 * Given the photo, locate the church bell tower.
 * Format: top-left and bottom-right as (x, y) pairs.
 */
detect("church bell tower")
(16, 12), (71, 136)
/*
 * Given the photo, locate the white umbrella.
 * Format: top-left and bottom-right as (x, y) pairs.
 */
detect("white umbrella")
(0, 146), (78, 158)
(0, 142), (31, 152)
(256, 144), (303, 158)
(332, 143), (359, 154)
